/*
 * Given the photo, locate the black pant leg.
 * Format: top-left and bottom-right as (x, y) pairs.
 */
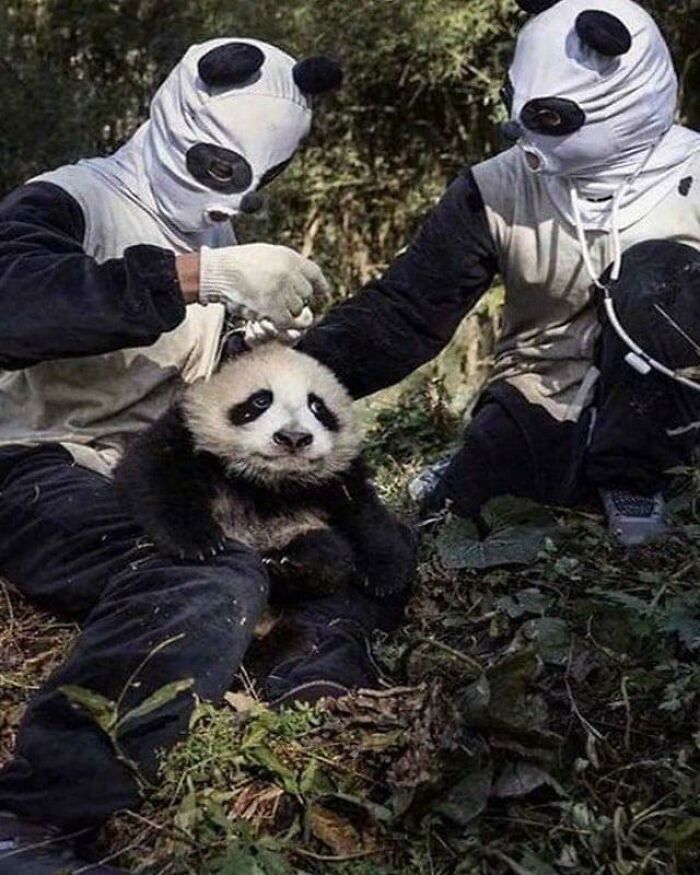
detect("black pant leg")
(588, 240), (700, 493)
(0, 445), (269, 831)
(435, 381), (591, 518)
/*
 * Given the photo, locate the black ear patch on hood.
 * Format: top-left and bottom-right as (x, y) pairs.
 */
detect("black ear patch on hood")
(516, 0), (562, 13)
(198, 42), (265, 89)
(293, 56), (343, 94)
(576, 10), (632, 56)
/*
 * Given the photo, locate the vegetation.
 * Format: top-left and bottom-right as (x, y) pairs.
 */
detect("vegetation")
(1, 1), (700, 872)
(1, 0), (698, 298)
(3, 391), (700, 873)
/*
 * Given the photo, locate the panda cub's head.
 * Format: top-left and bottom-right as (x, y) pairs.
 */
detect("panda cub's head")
(182, 343), (360, 485)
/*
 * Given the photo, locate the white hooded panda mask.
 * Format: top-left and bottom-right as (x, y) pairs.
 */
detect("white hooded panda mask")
(87, 39), (342, 234)
(506, 0), (700, 231)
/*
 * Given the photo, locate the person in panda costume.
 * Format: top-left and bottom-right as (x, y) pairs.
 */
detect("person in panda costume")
(0, 39), (407, 875)
(300, 0), (700, 547)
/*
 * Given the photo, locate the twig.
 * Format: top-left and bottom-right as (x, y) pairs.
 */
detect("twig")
(620, 675), (632, 750)
(414, 637), (483, 674)
(115, 633), (186, 717)
(123, 809), (201, 850)
(72, 838), (145, 873)
(565, 640), (604, 741)
(293, 846), (386, 862)
(486, 848), (540, 875)
(0, 580), (14, 633)
(0, 826), (92, 861)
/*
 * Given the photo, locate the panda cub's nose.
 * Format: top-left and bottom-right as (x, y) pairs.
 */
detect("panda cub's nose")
(273, 429), (314, 451)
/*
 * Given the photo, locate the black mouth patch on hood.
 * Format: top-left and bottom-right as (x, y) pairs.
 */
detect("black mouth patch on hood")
(185, 143), (253, 193)
(521, 97), (586, 136)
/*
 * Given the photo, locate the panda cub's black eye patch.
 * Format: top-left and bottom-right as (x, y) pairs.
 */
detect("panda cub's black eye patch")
(229, 389), (273, 425)
(186, 143), (253, 193)
(308, 393), (338, 432)
(521, 98), (586, 136)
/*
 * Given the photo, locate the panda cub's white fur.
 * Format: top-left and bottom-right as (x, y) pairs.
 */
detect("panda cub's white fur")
(116, 340), (416, 602)
(181, 342), (361, 554)
(183, 342), (360, 485)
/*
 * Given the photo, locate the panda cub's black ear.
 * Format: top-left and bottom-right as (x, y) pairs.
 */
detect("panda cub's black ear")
(516, 0), (563, 13)
(293, 56), (343, 95)
(576, 10), (632, 56)
(198, 42), (265, 89)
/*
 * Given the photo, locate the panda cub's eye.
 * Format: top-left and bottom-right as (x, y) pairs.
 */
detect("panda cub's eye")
(228, 389), (273, 425)
(308, 393), (339, 432)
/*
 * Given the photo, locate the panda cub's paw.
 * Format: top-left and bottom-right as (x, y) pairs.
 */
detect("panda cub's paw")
(151, 527), (230, 564)
(265, 529), (357, 598)
(176, 536), (231, 563)
(360, 522), (418, 598)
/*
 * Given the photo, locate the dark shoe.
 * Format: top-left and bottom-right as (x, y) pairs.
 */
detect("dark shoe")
(0, 812), (129, 874)
(600, 488), (670, 546)
(407, 456), (452, 510)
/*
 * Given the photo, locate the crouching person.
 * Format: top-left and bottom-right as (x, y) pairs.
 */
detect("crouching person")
(299, 0), (700, 548)
(0, 39), (352, 873)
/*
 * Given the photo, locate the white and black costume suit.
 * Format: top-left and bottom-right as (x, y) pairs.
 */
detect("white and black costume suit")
(0, 41), (390, 845)
(301, 0), (700, 515)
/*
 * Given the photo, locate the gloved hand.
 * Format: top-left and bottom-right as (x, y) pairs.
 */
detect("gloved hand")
(244, 306), (314, 347)
(199, 243), (331, 328)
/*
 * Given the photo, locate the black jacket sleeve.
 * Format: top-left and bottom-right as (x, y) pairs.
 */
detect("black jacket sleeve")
(0, 181), (186, 370)
(298, 168), (499, 399)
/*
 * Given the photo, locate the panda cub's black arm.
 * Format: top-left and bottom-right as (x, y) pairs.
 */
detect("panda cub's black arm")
(332, 460), (417, 598)
(114, 406), (229, 560)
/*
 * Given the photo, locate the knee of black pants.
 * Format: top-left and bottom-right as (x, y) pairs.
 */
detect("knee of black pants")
(92, 545), (271, 695)
(439, 385), (589, 516)
(603, 240), (700, 369)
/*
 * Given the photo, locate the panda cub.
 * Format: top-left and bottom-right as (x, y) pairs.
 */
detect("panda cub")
(116, 342), (415, 600)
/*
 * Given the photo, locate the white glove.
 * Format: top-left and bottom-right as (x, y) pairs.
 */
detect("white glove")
(244, 306), (313, 347)
(198, 243), (330, 329)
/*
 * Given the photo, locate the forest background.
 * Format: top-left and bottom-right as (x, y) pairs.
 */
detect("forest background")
(2, 0), (698, 410)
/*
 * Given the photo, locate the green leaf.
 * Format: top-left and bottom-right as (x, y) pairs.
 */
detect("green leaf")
(255, 848), (290, 875)
(497, 588), (553, 618)
(209, 848), (260, 875)
(246, 745), (299, 795)
(115, 678), (194, 734)
(492, 761), (565, 799)
(664, 817), (700, 859)
(300, 759), (335, 797)
(59, 685), (117, 734)
(661, 595), (700, 650)
(437, 496), (558, 570)
(517, 851), (560, 875)
(330, 791), (394, 823)
(518, 617), (572, 665)
(432, 758), (493, 826)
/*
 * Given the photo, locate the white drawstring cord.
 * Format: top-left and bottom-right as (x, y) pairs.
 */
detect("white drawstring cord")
(570, 145), (700, 393)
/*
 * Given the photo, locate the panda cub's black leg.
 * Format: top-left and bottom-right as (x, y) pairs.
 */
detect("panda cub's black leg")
(115, 407), (229, 561)
(334, 462), (418, 598)
(264, 528), (357, 601)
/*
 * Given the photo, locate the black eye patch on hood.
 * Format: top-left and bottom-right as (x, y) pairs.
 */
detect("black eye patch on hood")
(521, 97), (586, 136)
(186, 143), (253, 193)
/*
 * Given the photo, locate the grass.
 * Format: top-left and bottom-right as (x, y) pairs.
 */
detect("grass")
(1, 380), (699, 873)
